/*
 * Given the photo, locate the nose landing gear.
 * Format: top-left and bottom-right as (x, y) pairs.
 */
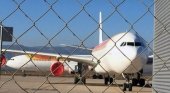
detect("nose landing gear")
(122, 73), (132, 91)
(122, 70), (146, 91)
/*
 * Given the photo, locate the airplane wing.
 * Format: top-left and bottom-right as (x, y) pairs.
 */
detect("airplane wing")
(2, 49), (96, 66)
(59, 44), (93, 51)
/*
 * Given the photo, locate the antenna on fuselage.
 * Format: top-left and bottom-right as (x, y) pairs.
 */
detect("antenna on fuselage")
(99, 11), (103, 44)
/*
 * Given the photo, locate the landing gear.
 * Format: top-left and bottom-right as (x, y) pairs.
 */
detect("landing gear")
(74, 63), (86, 84)
(132, 71), (145, 87)
(122, 74), (132, 91)
(22, 70), (26, 77)
(132, 79), (145, 86)
(132, 78), (138, 86)
(122, 70), (146, 91)
(74, 75), (86, 84)
(139, 78), (145, 86)
(92, 74), (97, 79)
(98, 75), (103, 79)
(92, 74), (103, 79)
(123, 82), (132, 91)
(104, 76), (114, 85)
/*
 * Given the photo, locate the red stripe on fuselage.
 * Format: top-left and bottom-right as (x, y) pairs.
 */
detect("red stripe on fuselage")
(93, 40), (109, 52)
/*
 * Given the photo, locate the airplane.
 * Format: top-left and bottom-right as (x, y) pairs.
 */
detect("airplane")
(0, 12), (151, 91)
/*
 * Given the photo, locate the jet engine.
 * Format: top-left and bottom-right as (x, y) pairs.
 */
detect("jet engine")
(50, 62), (64, 76)
(0, 54), (6, 67)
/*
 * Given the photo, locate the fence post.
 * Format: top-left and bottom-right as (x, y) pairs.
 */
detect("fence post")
(0, 25), (3, 76)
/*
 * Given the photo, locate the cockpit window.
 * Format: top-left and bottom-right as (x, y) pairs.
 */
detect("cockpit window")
(127, 42), (135, 46)
(135, 42), (142, 46)
(120, 42), (126, 46)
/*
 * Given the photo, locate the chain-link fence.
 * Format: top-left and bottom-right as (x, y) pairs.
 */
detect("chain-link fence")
(0, 0), (169, 93)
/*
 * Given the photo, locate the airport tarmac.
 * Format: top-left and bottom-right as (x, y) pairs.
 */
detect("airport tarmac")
(0, 75), (152, 93)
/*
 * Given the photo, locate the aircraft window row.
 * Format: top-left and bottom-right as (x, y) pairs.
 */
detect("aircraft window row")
(120, 42), (142, 46)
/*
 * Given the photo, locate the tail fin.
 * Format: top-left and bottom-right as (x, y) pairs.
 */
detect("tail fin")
(99, 11), (103, 44)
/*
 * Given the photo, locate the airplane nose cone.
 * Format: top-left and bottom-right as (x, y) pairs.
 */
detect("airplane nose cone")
(6, 55), (28, 70)
(6, 59), (16, 68)
(6, 59), (18, 66)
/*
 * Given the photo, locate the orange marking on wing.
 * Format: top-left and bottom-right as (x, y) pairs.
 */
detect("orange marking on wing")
(27, 54), (58, 61)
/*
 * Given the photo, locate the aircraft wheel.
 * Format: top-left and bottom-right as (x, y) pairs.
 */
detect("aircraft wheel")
(81, 77), (86, 84)
(98, 75), (103, 79)
(109, 78), (113, 84)
(22, 73), (27, 77)
(74, 76), (79, 84)
(22, 70), (26, 77)
(104, 77), (109, 85)
(93, 75), (97, 79)
(139, 79), (145, 87)
(129, 83), (132, 91)
(123, 83), (127, 91)
(132, 78), (138, 86)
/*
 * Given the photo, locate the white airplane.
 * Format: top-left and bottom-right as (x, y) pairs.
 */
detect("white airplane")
(1, 12), (151, 91)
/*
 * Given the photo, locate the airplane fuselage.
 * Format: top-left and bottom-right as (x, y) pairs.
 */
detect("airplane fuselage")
(6, 55), (77, 74)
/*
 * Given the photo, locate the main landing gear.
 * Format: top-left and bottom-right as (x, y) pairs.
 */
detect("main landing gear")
(92, 74), (103, 79)
(74, 63), (86, 84)
(74, 75), (86, 84)
(132, 72), (145, 87)
(104, 75), (115, 85)
(22, 70), (27, 77)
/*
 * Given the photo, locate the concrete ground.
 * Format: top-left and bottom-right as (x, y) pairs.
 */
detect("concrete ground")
(0, 75), (152, 93)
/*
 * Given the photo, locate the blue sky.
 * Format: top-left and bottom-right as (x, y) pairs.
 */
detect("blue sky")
(0, 0), (154, 48)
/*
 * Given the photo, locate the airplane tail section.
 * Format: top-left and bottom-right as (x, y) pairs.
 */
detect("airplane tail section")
(99, 11), (103, 44)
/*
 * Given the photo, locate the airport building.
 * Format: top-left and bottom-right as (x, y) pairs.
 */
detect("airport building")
(153, 0), (170, 93)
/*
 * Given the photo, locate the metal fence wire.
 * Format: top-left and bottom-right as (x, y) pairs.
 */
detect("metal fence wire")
(0, 0), (168, 93)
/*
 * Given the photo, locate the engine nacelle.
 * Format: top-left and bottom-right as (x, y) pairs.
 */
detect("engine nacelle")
(50, 62), (64, 76)
(1, 54), (6, 67)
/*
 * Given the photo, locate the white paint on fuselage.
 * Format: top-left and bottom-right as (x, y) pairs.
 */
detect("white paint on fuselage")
(92, 32), (148, 74)
(6, 55), (51, 71)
